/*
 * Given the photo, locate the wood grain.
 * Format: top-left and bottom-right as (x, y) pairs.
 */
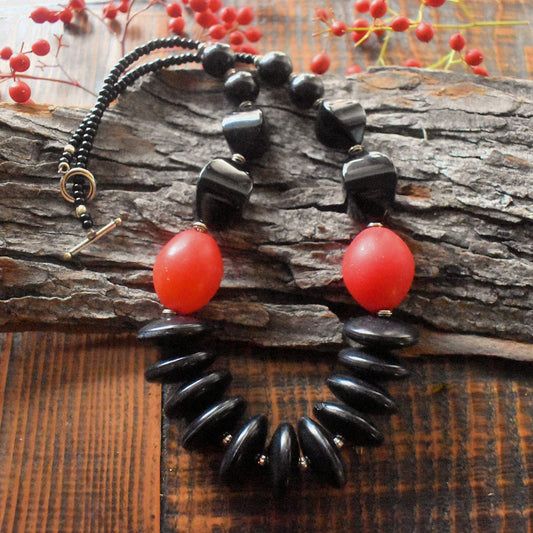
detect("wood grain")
(0, 69), (532, 359)
(0, 332), (161, 533)
(161, 344), (533, 533)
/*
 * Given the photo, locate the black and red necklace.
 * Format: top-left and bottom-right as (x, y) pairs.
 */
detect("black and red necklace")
(58, 37), (419, 494)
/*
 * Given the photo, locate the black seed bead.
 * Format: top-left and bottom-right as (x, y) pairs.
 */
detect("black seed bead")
(256, 51), (293, 86)
(201, 42), (235, 78)
(224, 70), (260, 105)
(81, 216), (94, 230)
(74, 198), (85, 206)
(288, 73), (325, 109)
(85, 127), (96, 136)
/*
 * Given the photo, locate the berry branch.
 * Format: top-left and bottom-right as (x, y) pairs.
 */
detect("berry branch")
(311, 0), (529, 77)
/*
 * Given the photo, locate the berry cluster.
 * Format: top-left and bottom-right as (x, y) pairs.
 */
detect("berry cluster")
(1, 1), (263, 104)
(311, 0), (527, 77)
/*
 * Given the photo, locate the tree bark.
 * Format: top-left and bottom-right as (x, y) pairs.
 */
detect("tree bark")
(0, 68), (531, 357)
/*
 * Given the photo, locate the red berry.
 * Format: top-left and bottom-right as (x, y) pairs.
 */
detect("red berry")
(404, 58), (421, 67)
(425, 0), (446, 6)
(331, 20), (347, 36)
(229, 30), (245, 45)
(208, 23), (226, 40)
(47, 10), (61, 23)
(30, 6), (50, 24)
(195, 10), (218, 28)
(189, 0), (209, 12)
(245, 26), (262, 42)
(220, 6), (237, 23)
(0, 46), (13, 60)
(346, 64), (362, 75)
(373, 20), (386, 37)
(448, 32), (466, 51)
(9, 53), (30, 73)
(236, 6), (254, 25)
(31, 39), (51, 56)
(9, 80), (32, 103)
(369, 0), (387, 19)
(390, 15), (410, 32)
(314, 7), (328, 21)
(310, 52), (330, 75)
(239, 43), (258, 55)
(208, 0), (222, 11)
(464, 48), (483, 66)
(153, 229), (224, 315)
(342, 227), (415, 313)
(59, 8), (74, 23)
(69, 0), (86, 9)
(118, 0), (130, 13)
(168, 16), (185, 34)
(166, 2), (182, 17)
(103, 3), (118, 19)
(351, 17), (370, 42)
(354, 0), (370, 13)
(415, 22), (434, 42)
(473, 66), (489, 77)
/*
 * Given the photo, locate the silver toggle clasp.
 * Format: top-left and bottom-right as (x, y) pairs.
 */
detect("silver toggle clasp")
(63, 218), (122, 260)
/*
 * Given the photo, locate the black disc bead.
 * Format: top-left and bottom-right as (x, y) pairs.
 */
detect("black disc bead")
(201, 42), (235, 78)
(224, 70), (260, 105)
(288, 73), (325, 109)
(256, 51), (293, 86)
(267, 422), (299, 494)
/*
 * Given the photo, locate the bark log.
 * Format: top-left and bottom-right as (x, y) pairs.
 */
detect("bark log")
(0, 68), (531, 357)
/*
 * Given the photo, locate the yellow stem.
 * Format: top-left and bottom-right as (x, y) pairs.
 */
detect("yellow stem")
(433, 20), (529, 29)
(427, 51), (453, 70)
(376, 32), (392, 67)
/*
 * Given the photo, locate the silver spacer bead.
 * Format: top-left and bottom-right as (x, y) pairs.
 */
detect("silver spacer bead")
(253, 55), (263, 67)
(64, 144), (75, 154)
(377, 310), (393, 317)
(162, 308), (176, 316)
(349, 144), (364, 154)
(298, 456), (309, 471)
(367, 222), (384, 228)
(333, 436), (345, 449)
(231, 153), (246, 165)
(75, 205), (87, 218)
(257, 454), (268, 467)
(222, 433), (233, 446)
(312, 98), (324, 110)
(238, 100), (253, 110)
(192, 221), (208, 233)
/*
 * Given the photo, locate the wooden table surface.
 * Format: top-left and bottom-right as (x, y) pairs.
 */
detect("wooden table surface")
(0, 2), (532, 532)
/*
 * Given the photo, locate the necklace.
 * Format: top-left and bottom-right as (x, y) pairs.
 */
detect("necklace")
(58, 37), (419, 494)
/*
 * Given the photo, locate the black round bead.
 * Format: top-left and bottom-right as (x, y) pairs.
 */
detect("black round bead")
(81, 218), (94, 230)
(256, 51), (293, 86)
(288, 73), (325, 109)
(201, 43), (235, 79)
(224, 70), (259, 105)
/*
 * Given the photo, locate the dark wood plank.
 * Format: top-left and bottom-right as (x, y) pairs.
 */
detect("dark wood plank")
(0, 332), (161, 533)
(160, 347), (533, 532)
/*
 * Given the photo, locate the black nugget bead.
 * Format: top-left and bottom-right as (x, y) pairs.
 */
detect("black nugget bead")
(196, 158), (253, 229)
(219, 414), (268, 483)
(313, 402), (384, 446)
(224, 70), (260, 105)
(342, 150), (397, 219)
(256, 51), (293, 86)
(267, 422), (300, 494)
(327, 374), (397, 413)
(182, 396), (247, 450)
(297, 417), (347, 488)
(164, 370), (232, 418)
(137, 314), (211, 341)
(344, 315), (419, 349)
(201, 42), (235, 78)
(315, 99), (366, 150)
(222, 108), (268, 160)
(338, 347), (409, 380)
(288, 73), (325, 109)
(144, 351), (216, 383)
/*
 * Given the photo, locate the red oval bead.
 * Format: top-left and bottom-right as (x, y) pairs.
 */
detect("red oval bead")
(153, 229), (224, 314)
(342, 227), (415, 313)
